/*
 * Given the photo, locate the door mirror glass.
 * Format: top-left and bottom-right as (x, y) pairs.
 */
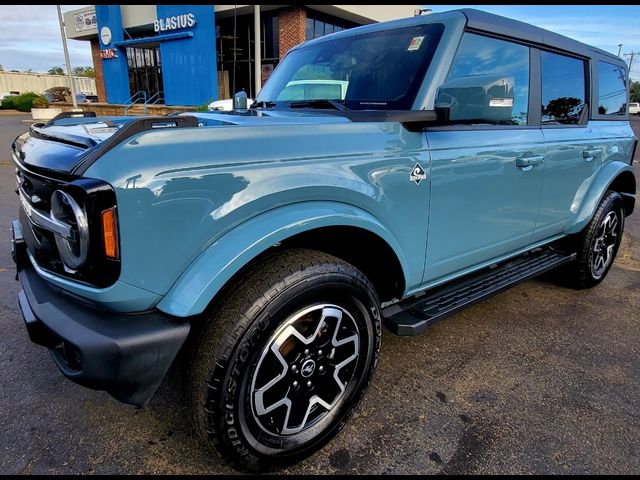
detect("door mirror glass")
(233, 90), (248, 110)
(435, 74), (515, 124)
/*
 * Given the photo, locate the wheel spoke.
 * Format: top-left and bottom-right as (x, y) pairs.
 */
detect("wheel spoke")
(605, 244), (614, 263)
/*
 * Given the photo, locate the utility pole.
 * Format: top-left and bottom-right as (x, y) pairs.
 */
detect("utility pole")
(624, 52), (639, 74)
(56, 5), (78, 109)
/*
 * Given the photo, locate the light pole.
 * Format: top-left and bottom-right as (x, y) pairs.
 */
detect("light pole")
(618, 44), (623, 57)
(56, 5), (78, 109)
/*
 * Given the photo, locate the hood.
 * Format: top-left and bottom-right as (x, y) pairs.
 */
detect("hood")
(12, 110), (352, 175)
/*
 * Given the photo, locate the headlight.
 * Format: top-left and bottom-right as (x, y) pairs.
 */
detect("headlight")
(50, 190), (89, 270)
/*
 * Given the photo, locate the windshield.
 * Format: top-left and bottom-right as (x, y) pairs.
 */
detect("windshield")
(256, 23), (444, 110)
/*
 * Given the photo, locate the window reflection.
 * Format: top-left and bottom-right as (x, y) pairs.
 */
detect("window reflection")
(447, 33), (530, 125)
(598, 61), (627, 115)
(541, 51), (586, 124)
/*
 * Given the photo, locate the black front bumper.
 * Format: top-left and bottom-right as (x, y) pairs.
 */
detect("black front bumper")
(12, 220), (190, 406)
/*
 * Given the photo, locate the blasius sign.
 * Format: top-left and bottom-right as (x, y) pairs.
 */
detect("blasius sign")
(154, 13), (196, 33)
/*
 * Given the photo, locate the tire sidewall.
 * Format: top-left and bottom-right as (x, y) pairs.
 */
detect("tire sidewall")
(208, 268), (381, 469)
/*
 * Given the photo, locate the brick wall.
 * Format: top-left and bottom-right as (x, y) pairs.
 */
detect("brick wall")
(278, 7), (307, 60)
(90, 39), (107, 103)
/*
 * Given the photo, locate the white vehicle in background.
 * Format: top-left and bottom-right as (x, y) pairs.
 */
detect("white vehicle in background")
(0, 91), (19, 101)
(208, 97), (254, 111)
(629, 102), (640, 115)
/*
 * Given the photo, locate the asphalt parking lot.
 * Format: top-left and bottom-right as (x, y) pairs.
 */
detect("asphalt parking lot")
(0, 112), (638, 474)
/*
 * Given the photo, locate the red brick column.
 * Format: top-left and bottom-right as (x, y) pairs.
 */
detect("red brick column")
(279, 7), (307, 60)
(90, 39), (107, 103)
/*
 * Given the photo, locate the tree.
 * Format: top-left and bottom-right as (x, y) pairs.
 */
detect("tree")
(44, 86), (70, 102)
(48, 66), (65, 75)
(542, 97), (583, 123)
(72, 66), (95, 77)
(631, 80), (640, 103)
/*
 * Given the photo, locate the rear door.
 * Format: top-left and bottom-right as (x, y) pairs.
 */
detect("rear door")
(424, 33), (545, 283)
(532, 50), (600, 241)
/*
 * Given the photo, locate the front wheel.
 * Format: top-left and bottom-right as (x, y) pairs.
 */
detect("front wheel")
(187, 249), (381, 472)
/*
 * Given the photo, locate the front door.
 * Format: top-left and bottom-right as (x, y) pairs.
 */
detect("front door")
(423, 32), (545, 284)
(424, 129), (546, 282)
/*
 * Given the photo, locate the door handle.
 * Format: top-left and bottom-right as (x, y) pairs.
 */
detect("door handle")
(582, 148), (602, 161)
(516, 155), (545, 170)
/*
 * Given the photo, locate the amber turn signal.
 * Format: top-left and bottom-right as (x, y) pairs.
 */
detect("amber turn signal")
(101, 207), (118, 259)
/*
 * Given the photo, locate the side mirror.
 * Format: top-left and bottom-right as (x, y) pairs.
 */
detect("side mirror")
(435, 74), (515, 124)
(233, 89), (248, 110)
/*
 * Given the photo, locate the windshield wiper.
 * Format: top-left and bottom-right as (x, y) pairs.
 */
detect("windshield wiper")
(250, 100), (277, 110)
(287, 99), (349, 111)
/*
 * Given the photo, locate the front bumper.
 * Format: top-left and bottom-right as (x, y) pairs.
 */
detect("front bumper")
(11, 219), (190, 406)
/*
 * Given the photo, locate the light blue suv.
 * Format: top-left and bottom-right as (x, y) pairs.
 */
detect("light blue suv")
(10, 8), (636, 471)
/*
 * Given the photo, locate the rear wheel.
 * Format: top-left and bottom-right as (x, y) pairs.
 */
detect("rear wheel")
(565, 190), (625, 289)
(187, 249), (381, 472)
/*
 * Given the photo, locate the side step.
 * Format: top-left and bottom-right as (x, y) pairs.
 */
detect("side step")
(383, 248), (576, 336)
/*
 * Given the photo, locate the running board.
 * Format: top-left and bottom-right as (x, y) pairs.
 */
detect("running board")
(383, 248), (576, 336)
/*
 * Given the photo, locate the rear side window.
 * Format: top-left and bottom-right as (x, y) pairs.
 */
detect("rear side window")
(541, 51), (587, 125)
(446, 33), (530, 125)
(597, 61), (627, 116)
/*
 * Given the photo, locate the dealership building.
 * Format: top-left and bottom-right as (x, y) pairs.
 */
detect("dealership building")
(64, 5), (420, 107)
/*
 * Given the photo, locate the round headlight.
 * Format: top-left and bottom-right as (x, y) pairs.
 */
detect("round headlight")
(50, 190), (89, 270)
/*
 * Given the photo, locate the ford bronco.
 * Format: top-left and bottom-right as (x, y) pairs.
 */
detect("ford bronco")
(10, 8), (636, 472)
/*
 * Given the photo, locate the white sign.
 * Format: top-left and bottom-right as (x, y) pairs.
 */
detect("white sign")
(100, 26), (112, 46)
(154, 13), (196, 33)
(74, 11), (97, 32)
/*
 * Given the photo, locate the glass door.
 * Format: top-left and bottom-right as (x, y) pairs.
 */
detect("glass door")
(126, 46), (164, 103)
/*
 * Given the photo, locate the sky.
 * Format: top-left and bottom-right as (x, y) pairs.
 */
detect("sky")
(0, 5), (638, 80)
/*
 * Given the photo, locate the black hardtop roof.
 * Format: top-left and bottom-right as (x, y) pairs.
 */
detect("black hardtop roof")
(458, 8), (624, 65)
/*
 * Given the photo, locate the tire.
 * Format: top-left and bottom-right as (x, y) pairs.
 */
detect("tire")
(566, 190), (625, 289)
(187, 248), (382, 472)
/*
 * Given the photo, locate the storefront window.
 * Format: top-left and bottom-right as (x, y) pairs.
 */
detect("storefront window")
(305, 12), (356, 41)
(216, 11), (280, 98)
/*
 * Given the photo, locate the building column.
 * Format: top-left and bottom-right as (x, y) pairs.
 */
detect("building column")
(90, 39), (107, 102)
(278, 7), (306, 60)
(95, 5), (130, 104)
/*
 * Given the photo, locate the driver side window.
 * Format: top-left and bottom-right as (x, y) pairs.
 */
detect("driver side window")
(446, 33), (530, 125)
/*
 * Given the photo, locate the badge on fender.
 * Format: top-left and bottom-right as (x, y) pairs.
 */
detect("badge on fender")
(410, 163), (427, 185)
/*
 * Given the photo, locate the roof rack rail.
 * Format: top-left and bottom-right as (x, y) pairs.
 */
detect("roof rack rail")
(72, 115), (199, 176)
(45, 111), (97, 126)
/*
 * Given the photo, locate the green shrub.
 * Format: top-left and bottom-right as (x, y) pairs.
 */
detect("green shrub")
(11, 92), (40, 112)
(1, 96), (15, 109)
(194, 98), (215, 112)
(32, 95), (49, 109)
